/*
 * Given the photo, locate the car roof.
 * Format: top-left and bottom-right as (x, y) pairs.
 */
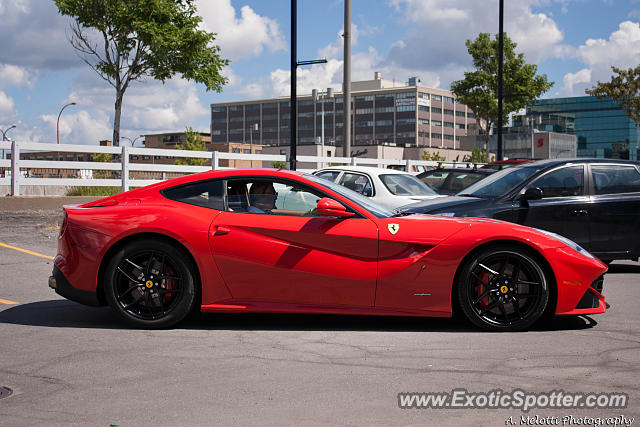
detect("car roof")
(315, 165), (412, 175)
(512, 158), (640, 169)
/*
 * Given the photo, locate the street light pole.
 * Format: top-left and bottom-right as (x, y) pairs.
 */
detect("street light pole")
(121, 135), (143, 147)
(57, 102), (77, 145)
(1, 124), (16, 161)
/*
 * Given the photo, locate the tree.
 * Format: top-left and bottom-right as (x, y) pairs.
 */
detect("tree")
(271, 161), (287, 169)
(175, 126), (207, 166)
(451, 33), (553, 161)
(55, 0), (229, 146)
(92, 152), (113, 179)
(421, 150), (445, 161)
(586, 65), (640, 123)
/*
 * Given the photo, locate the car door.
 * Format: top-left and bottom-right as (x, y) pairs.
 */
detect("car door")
(587, 163), (640, 259)
(209, 177), (379, 307)
(513, 164), (590, 248)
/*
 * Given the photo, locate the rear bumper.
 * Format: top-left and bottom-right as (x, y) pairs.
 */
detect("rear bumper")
(49, 265), (102, 307)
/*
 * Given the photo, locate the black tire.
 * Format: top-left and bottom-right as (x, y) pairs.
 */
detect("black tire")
(104, 239), (197, 328)
(457, 245), (549, 332)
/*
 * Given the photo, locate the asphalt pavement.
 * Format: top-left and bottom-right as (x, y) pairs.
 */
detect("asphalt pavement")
(0, 209), (638, 426)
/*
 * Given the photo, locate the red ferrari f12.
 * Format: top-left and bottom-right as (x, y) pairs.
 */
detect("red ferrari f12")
(49, 169), (607, 331)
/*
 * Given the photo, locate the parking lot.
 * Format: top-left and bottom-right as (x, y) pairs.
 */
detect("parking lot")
(0, 209), (639, 426)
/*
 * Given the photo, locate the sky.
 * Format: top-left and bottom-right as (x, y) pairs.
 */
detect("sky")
(0, 0), (638, 146)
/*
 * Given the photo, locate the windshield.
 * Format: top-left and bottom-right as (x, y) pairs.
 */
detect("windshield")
(379, 174), (437, 196)
(305, 174), (395, 218)
(458, 166), (543, 198)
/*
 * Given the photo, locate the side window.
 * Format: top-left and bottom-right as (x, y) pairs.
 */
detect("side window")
(314, 171), (340, 182)
(162, 179), (224, 210)
(529, 165), (584, 198)
(339, 172), (373, 196)
(226, 179), (324, 216)
(592, 165), (640, 195)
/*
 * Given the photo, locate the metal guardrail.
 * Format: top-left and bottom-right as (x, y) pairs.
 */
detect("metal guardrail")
(0, 140), (479, 195)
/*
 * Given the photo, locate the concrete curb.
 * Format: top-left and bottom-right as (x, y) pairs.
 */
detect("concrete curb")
(0, 196), (103, 211)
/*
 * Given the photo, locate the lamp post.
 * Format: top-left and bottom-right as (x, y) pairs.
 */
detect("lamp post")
(313, 88), (334, 168)
(250, 123), (258, 168)
(121, 135), (144, 147)
(1, 124), (16, 161)
(56, 102), (77, 145)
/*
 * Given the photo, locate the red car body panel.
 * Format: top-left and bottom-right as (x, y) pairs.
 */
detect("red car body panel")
(54, 169), (608, 320)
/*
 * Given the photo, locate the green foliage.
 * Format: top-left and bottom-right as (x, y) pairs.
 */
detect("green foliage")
(451, 33), (553, 161)
(175, 126), (207, 166)
(471, 148), (487, 163)
(586, 65), (640, 123)
(55, 0), (229, 144)
(66, 186), (121, 196)
(92, 152), (113, 179)
(421, 150), (446, 161)
(271, 160), (287, 169)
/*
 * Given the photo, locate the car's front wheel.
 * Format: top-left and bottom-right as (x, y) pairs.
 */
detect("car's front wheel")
(458, 245), (549, 332)
(104, 239), (197, 328)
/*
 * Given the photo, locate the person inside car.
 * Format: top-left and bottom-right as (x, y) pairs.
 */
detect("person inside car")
(248, 182), (277, 213)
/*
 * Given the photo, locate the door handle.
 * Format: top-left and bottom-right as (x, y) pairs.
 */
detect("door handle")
(572, 209), (588, 217)
(214, 226), (231, 236)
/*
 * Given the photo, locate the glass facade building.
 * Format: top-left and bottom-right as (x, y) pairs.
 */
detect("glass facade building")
(515, 96), (639, 160)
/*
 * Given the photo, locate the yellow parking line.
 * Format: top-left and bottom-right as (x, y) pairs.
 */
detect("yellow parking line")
(0, 242), (54, 260)
(0, 298), (19, 305)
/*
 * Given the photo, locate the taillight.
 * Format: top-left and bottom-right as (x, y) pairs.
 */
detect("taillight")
(59, 209), (68, 237)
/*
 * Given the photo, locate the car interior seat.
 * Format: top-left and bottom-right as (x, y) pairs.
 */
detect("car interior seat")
(227, 182), (249, 212)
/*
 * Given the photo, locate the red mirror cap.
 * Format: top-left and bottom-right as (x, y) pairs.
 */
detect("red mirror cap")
(316, 197), (355, 218)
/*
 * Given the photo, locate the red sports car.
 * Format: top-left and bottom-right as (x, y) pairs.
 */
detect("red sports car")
(49, 169), (607, 331)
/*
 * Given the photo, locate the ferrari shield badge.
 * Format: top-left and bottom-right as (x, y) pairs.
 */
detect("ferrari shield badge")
(388, 223), (400, 235)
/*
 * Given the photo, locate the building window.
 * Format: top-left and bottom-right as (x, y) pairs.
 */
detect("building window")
(356, 108), (373, 114)
(376, 120), (393, 126)
(245, 104), (260, 110)
(418, 119), (429, 126)
(432, 120), (442, 127)
(443, 109), (454, 115)
(229, 105), (243, 111)
(456, 111), (466, 117)
(432, 95), (442, 101)
(456, 123), (466, 130)
(443, 96), (454, 103)
(396, 105), (416, 112)
(396, 92), (416, 99)
(418, 92), (430, 99)
(212, 106), (226, 113)
(375, 94), (394, 101)
(467, 112), (476, 118)
(397, 118), (415, 125)
(431, 107), (442, 114)
(418, 105), (429, 112)
(376, 106), (394, 113)
(443, 121), (454, 128)
(443, 134), (454, 140)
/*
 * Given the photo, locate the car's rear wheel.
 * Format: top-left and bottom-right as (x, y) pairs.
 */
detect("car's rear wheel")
(458, 246), (549, 332)
(104, 239), (196, 328)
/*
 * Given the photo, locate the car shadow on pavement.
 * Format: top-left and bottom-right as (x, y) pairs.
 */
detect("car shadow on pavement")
(0, 300), (121, 329)
(0, 300), (597, 333)
(607, 263), (640, 274)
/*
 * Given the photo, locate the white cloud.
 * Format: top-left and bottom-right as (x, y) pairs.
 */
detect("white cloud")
(557, 68), (591, 96)
(0, 65), (36, 88)
(196, 0), (286, 61)
(557, 21), (640, 96)
(40, 110), (111, 145)
(386, 0), (568, 87)
(0, 90), (17, 122)
(576, 21), (640, 70)
(0, 0), (80, 70)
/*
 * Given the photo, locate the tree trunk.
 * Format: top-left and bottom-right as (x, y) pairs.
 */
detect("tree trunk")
(483, 117), (491, 163)
(113, 89), (123, 147)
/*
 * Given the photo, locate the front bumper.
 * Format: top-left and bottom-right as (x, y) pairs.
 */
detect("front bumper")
(558, 275), (606, 316)
(49, 265), (102, 307)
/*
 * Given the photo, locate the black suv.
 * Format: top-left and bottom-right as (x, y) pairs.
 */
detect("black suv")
(400, 158), (640, 262)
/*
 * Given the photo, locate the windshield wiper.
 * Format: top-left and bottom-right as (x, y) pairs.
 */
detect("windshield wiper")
(391, 209), (414, 217)
(457, 194), (481, 198)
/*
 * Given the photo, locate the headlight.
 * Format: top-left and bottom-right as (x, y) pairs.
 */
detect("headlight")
(434, 212), (456, 217)
(535, 228), (596, 259)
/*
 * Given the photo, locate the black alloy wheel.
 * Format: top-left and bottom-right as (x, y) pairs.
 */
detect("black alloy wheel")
(458, 246), (549, 332)
(104, 239), (196, 328)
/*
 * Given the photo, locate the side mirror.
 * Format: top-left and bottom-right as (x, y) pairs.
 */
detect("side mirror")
(522, 187), (543, 201)
(316, 197), (355, 218)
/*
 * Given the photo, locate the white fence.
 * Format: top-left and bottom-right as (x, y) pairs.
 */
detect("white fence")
(0, 140), (477, 196)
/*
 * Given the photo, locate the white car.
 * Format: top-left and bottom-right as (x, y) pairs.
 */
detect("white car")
(312, 166), (443, 209)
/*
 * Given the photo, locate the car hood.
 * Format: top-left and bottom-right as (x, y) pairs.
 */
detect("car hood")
(398, 195), (490, 213)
